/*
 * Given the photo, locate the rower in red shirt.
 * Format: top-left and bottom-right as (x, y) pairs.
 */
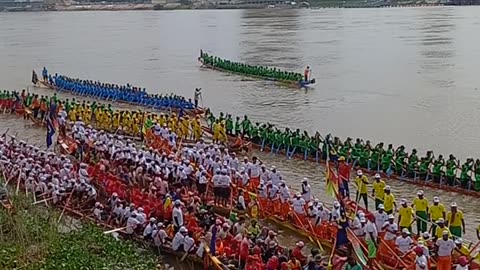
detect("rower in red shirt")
(292, 241), (307, 265)
(338, 156), (351, 199)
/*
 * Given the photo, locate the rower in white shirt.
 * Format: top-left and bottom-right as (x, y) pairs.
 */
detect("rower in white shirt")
(301, 178), (311, 202)
(382, 214), (398, 241)
(279, 182), (290, 204)
(317, 203), (331, 224)
(291, 193), (306, 215)
(172, 226), (188, 251)
(374, 204), (389, 232)
(395, 228), (414, 254)
(268, 166), (282, 186)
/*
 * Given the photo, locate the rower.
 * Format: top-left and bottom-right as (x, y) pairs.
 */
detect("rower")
(172, 200), (184, 233)
(383, 186), (396, 215)
(354, 170), (369, 211)
(126, 212), (141, 237)
(429, 196), (446, 233)
(143, 217), (157, 240)
(436, 230), (455, 270)
(291, 192), (306, 217)
(301, 178), (311, 202)
(382, 214), (398, 243)
(372, 173), (385, 210)
(446, 202), (465, 238)
(414, 246), (428, 270)
(398, 198), (414, 233)
(268, 166), (282, 186)
(172, 226), (188, 252)
(433, 218), (451, 240)
(303, 66), (310, 82)
(374, 204), (388, 233)
(412, 190), (429, 237)
(395, 228), (413, 255)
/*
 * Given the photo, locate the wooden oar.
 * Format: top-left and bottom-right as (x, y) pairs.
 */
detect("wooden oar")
(32, 197), (54, 205)
(103, 226), (127, 234)
(57, 190), (74, 223)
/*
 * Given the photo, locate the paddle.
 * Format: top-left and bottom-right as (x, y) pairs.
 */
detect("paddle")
(104, 226), (127, 234)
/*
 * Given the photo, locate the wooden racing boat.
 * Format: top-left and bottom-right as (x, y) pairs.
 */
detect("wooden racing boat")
(198, 55), (316, 88)
(34, 80), (205, 117)
(198, 125), (480, 199)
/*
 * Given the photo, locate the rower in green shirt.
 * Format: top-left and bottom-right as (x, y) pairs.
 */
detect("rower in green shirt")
(446, 155), (457, 186)
(225, 115), (233, 135)
(432, 155), (445, 183)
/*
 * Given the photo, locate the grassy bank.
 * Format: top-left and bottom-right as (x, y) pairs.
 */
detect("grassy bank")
(0, 194), (159, 270)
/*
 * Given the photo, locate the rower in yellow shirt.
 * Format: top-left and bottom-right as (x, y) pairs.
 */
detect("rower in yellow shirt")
(181, 116), (190, 139)
(68, 108), (76, 122)
(398, 198), (415, 233)
(177, 117), (185, 139)
(192, 116), (202, 141)
(446, 202), (465, 238)
(354, 170), (369, 211)
(383, 186), (396, 215)
(159, 113), (166, 126)
(212, 119), (220, 143)
(434, 218), (451, 239)
(371, 173), (385, 209)
(411, 190), (429, 236)
(429, 196), (445, 234)
(218, 122), (227, 143)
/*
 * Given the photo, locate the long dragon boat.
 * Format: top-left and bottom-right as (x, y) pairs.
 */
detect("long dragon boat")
(198, 50), (316, 88)
(34, 77), (205, 117)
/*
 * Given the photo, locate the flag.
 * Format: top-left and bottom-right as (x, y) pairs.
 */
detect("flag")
(46, 117), (55, 148)
(326, 165), (340, 198)
(32, 70), (39, 85)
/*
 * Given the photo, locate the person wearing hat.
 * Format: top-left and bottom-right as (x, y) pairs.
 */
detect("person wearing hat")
(398, 198), (414, 233)
(436, 230), (456, 270)
(372, 173), (386, 210)
(433, 218), (452, 240)
(172, 199), (184, 233)
(456, 256), (469, 270)
(395, 228), (413, 254)
(143, 217), (158, 240)
(383, 185), (396, 215)
(172, 226), (188, 251)
(429, 196), (445, 233)
(446, 202), (465, 238)
(412, 190), (429, 237)
(374, 204), (388, 233)
(338, 156), (351, 199)
(354, 170), (369, 211)
(414, 245), (428, 270)
(453, 238), (469, 261)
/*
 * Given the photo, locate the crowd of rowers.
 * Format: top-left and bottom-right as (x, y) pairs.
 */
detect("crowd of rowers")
(204, 111), (480, 191)
(36, 67), (197, 110)
(0, 90), (206, 141)
(57, 118), (479, 270)
(199, 51), (305, 82)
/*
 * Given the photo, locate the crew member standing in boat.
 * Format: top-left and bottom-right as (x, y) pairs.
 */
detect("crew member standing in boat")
(304, 66), (310, 82)
(42, 67), (48, 82)
(194, 88), (202, 108)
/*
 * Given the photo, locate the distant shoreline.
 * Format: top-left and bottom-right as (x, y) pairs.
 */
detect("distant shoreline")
(3, 2), (470, 12)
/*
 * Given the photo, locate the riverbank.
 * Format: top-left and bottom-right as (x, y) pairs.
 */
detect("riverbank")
(1, 2), (457, 12)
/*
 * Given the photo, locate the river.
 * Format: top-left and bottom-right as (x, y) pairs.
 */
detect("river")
(1, 7), (480, 241)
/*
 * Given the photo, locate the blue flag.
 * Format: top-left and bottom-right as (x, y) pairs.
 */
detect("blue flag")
(46, 118), (55, 148)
